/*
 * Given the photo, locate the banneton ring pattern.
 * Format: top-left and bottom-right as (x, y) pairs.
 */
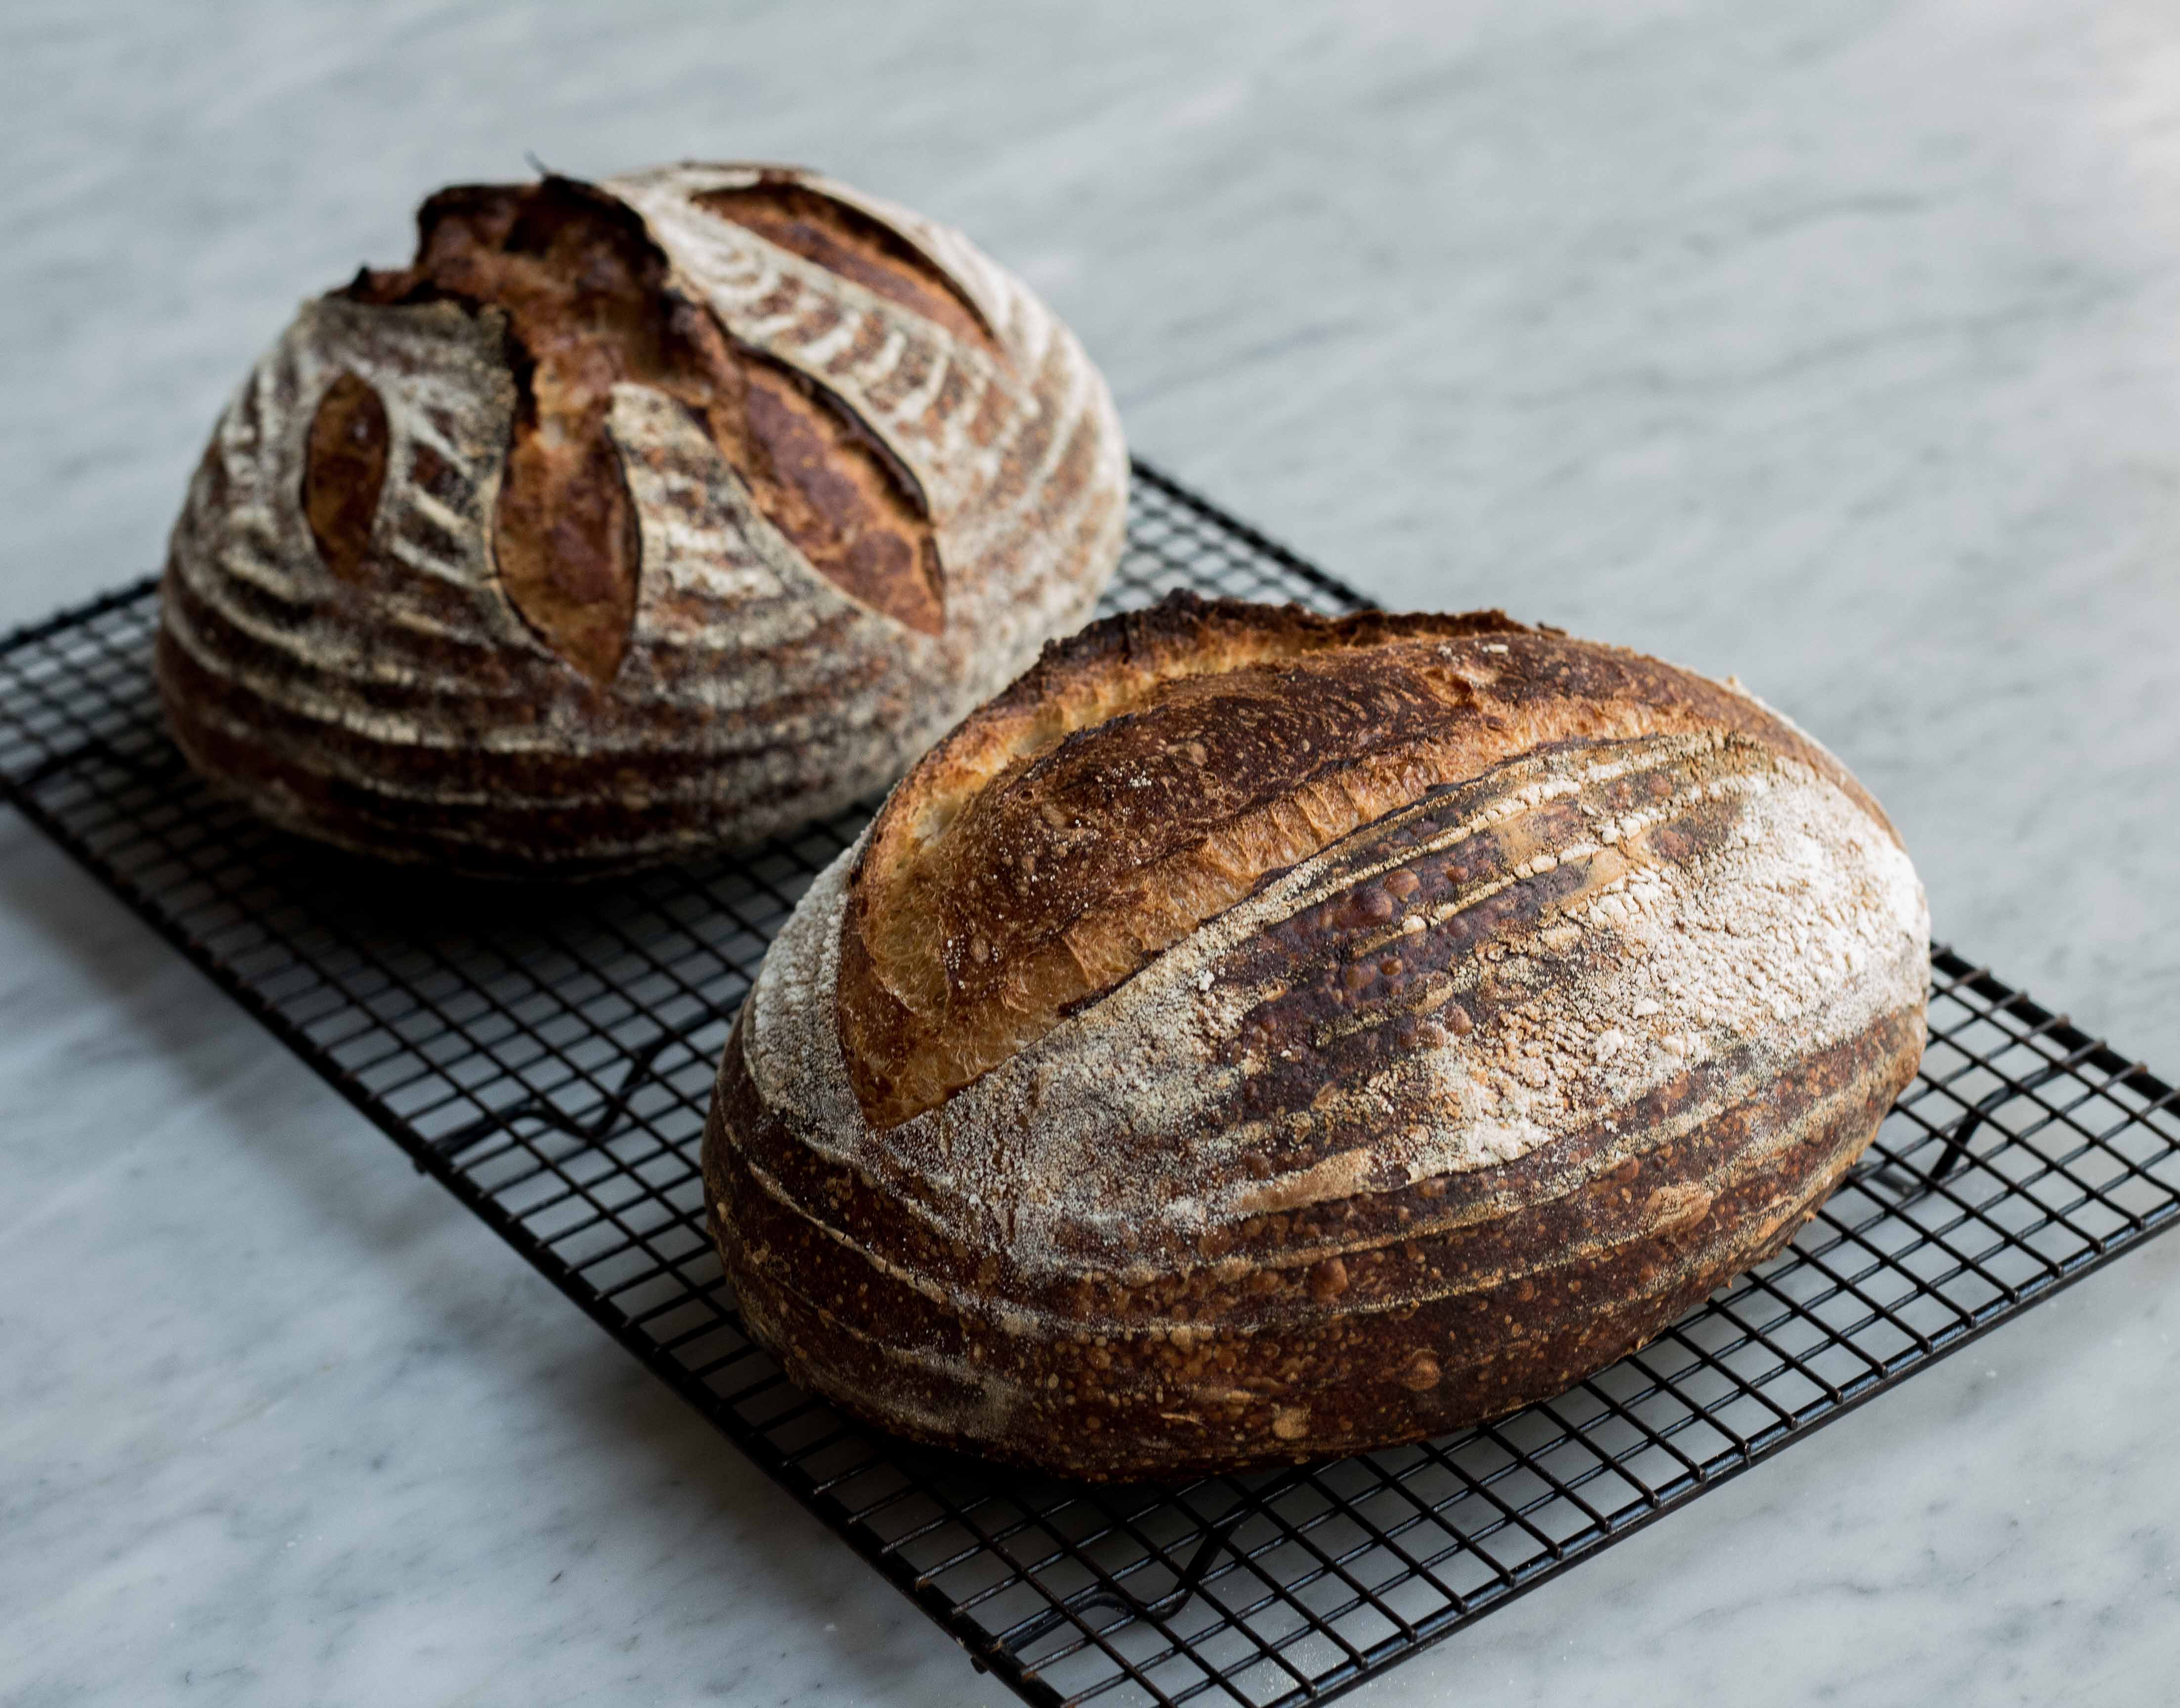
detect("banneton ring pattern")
(704, 593), (1930, 1480)
(156, 162), (1128, 876)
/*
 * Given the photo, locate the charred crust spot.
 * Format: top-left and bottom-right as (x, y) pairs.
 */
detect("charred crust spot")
(301, 371), (389, 583)
(340, 174), (945, 673)
(693, 173), (1000, 354)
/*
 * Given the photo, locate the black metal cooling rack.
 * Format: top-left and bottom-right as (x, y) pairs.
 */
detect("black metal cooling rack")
(5, 461), (2179, 1708)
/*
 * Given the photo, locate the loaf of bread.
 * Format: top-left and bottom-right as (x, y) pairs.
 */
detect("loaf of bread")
(157, 164), (1126, 875)
(703, 593), (1929, 1479)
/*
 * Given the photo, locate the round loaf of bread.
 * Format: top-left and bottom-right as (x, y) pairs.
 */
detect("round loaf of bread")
(156, 164), (1127, 875)
(704, 593), (1929, 1479)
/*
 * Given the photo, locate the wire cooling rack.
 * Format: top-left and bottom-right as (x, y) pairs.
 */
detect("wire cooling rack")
(5, 462), (2179, 1708)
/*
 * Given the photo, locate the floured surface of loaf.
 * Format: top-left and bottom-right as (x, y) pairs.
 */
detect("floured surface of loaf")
(706, 594), (1930, 1479)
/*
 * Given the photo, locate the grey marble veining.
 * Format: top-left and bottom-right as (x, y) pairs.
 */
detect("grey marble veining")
(4, 1), (2179, 1703)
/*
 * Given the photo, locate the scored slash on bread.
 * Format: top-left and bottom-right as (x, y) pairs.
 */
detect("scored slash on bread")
(704, 592), (1929, 1480)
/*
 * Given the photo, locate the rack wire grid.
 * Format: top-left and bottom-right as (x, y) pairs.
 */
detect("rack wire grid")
(4, 460), (2179, 1708)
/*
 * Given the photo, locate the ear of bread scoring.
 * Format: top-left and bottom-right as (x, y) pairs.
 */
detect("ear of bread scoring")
(690, 172), (1001, 353)
(837, 592), (1896, 1129)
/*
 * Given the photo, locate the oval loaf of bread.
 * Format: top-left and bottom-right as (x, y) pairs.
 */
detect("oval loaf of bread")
(704, 593), (1929, 1478)
(157, 164), (1126, 875)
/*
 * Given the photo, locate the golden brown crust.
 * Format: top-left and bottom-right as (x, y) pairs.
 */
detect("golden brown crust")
(839, 592), (1895, 1128)
(703, 597), (1931, 1480)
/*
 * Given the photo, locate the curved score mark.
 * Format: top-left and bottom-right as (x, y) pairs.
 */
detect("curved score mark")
(716, 343), (946, 637)
(302, 371), (391, 584)
(694, 175), (999, 354)
(492, 408), (643, 687)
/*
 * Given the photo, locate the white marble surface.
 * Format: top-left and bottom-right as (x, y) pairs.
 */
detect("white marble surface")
(4, 0), (2179, 1702)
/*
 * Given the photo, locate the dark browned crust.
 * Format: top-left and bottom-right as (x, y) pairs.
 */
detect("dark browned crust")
(838, 592), (1897, 1129)
(705, 994), (1921, 1481)
(300, 371), (389, 583)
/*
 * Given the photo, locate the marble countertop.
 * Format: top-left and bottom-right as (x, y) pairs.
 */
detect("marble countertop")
(6, 1), (2179, 1702)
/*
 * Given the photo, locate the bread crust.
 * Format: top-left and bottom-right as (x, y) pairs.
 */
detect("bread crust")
(156, 163), (1127, 875)
(703, 596), (1929, 1479)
